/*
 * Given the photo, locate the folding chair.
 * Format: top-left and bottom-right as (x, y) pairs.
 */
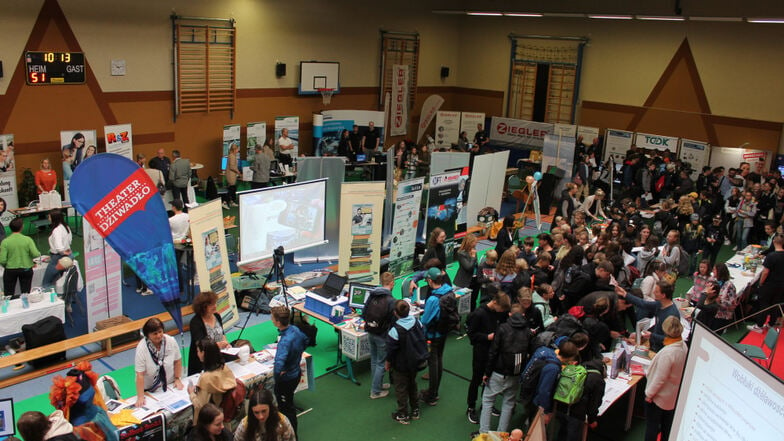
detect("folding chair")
(732, 327), (779, 369)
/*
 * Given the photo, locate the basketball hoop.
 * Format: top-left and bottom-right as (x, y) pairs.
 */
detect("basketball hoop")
(318, 88), (334, 105)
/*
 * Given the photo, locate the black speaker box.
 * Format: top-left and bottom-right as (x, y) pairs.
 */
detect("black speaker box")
(440, 66), (449, 78)
(275, 63), (286, 77)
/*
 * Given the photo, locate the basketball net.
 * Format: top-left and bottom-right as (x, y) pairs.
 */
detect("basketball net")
(318, 88), (334, 105)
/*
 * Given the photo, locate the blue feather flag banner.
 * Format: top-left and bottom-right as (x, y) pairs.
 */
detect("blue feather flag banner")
(69, 154), (183, 332)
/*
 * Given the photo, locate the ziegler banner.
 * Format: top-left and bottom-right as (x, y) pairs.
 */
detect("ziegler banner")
(390, 64), (409, 136)
(488, 117), (553, 149)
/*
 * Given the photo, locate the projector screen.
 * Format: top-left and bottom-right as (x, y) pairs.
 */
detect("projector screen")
(671, 323), (784, 439)
(238, 179), (327, 265)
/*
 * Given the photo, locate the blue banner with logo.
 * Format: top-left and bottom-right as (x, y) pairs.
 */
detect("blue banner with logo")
(69, 154), (183, 332)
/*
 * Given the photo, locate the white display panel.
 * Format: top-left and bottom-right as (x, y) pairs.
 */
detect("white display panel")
(671, 323), (784, 440)
(238, 179), (327, 265)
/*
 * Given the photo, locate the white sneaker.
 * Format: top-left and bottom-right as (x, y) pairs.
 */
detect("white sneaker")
(222, 202), (230, 210)
(230, 201), (238, 207)
(370, 390), (389, 399)
(141, 289), (154, 296)
(135, 288), (142, 293)
(747, 324), (766, 333)
(382, 383), (391, 390)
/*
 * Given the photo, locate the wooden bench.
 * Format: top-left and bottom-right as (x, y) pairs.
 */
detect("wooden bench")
(0, 305), (193, 389)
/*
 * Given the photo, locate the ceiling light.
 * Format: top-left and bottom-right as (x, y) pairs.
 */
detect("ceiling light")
(542, 13), (586, 18)
(467, 11), (503, 16)
(588, 14), (633, 20)
(747, 18), (784, 23)
(637, 16), (685, 21)
(503, 13), (543, 18)
(689, 16), (743, 22)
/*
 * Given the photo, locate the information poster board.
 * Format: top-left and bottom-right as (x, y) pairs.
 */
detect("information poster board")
(246, 122), (266, 161)
(435, 111), (461, 148)
(338, 182), (385, 285)
(466, 150), (510, 230)
(425, 171), (461, 263)
(223, 124), (241, 157)
(60, 129), (97, 201)
(389, 178), (425, 276)
(83, 219), (123, 331)
(552, 123), (577, 138)
(189, 199), (239, 328)
(542, 133), (576, 195)
(679, 139), (710, 179)
(576, 126), (600, 144)
(635, 132), (679, 152)
(460, 112), (486, 140)
(275, 116), (300, 158)
(104, 124), (133, 160)
(709, 146), (771, 172)
(603, 129), (633, 163)
(0, 134), (18, 223)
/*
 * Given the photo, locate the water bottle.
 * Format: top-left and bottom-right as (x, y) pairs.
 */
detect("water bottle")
(21, 293), (29, 309)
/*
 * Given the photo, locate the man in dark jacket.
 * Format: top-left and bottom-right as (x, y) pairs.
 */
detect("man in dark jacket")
(478, 305), (533, 435)
(465, 289), (510, 424)
(362, 272), (396, 399)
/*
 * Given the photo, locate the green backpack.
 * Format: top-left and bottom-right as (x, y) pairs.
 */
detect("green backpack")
(553, 364), (588, 405)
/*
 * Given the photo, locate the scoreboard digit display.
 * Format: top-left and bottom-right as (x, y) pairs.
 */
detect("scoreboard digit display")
(25, 51), (85, 85)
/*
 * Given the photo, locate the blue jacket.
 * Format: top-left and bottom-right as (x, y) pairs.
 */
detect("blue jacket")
(275, 325), (308, 382)
(420, 283), (453, 339)
(526, 346), (562, 414)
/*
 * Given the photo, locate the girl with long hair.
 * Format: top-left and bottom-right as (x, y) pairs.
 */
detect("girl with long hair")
(233, 389), (295, 441)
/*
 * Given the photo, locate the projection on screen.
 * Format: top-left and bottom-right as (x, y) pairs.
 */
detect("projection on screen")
(670, 322), (784, 440)
(238, 179), (327, 265)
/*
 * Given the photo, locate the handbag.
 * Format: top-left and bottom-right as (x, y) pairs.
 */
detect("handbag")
(157, 182), (166, 195)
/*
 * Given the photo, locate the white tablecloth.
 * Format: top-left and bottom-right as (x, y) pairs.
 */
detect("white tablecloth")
(725, 252), (762, 292)
(0, 296), (65, 337)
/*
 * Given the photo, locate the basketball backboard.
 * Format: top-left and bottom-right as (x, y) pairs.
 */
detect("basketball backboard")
(299, 61), (340, 95)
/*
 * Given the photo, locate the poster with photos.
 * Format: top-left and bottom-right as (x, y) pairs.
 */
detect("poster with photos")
(61, 129), (97, 200)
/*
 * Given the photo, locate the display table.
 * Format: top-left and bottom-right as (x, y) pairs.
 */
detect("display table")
(725, 249), (763, 293)
(0, 296), (65, 337)
(113, 348), (313, 441)
(0, 259), (83, 296)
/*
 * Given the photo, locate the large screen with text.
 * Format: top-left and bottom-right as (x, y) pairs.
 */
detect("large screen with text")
(238, 179), (327, 265)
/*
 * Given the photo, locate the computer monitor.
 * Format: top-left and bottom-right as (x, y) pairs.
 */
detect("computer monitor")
(348, 283), (374, 309)
(355, 153), (367, 162)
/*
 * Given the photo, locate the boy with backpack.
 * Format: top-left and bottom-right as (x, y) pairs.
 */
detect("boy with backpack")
(362, 272), (396, 399)
(386, 299), (428, 424)
(466, 288), (510, 424)
(520, 339), (580, 426)
(478, 304), (533, 435)
(419, 267), (459, 406)
(553, 359), (606, 441)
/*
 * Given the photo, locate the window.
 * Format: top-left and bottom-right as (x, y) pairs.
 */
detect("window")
(507, 36), (586, 124)
(379, 31), (419, 109)
(172, 16), (236, 119)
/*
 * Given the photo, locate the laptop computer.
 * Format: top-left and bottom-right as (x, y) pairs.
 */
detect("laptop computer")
(310, 272), (348, 299)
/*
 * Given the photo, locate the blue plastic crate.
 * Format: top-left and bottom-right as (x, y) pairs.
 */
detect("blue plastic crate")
(305, 292), (348, 318)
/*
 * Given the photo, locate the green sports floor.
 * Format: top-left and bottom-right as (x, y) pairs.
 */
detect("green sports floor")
(9, 242), (748, 441)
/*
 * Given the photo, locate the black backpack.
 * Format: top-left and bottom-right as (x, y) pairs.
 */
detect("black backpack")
(394, 322), (429, 372)
(563, 266), (591, 297)
(497, 322), (531, 375)
(519, 353), (560, 401)
(364, 294), (393, 335)
(435, 291), (460, 334)
(531, 313), (585, 350)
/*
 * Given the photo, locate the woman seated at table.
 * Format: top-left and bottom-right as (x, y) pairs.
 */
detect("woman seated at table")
(234, 389), (296, 441)
(188, 403), (233, 441)
(188, 339), (237, 421)
(189, 291), (231, 375)
(134, 318), (184, 407)
(43, 209), (72, 288)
